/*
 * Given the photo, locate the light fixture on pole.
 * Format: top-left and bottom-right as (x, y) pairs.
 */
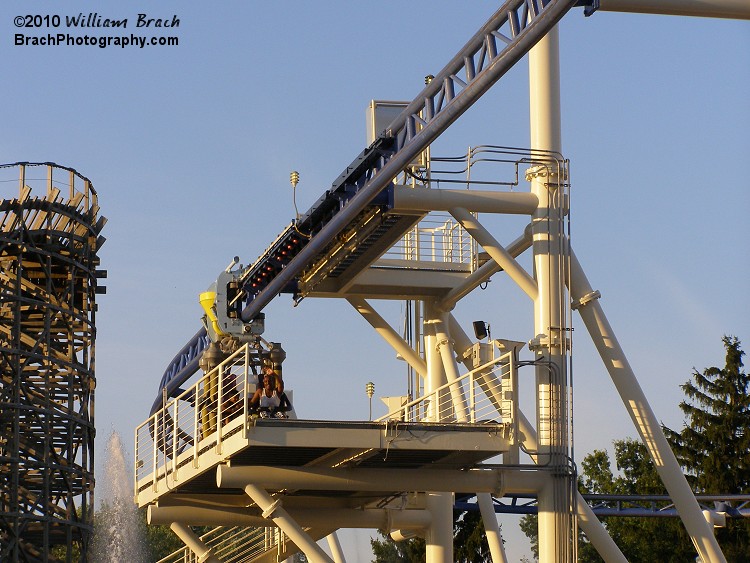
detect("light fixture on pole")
(290, 170), (300, 220)
(365, 381), (375, 420)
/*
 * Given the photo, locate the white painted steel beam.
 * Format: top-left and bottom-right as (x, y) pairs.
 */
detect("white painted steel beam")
(327, 533), (346, 563)
(528, 23), (573, 563)
(347, 297), (427, 378)
(149, 504), (432, 530)
(424, 302), (449, 422)
(392, 185), (538, 214)
(449, 207), (538, 300)
(598, 0), (750, 19)
(217, 464), (548, 495)
(169, 521), (222, 563)
(433, 312), (470, 422)
(478, 492), (509, 563)
(438, 225), (533, 312)
(218, 465), (505, 494)
(426, 492), (453, 563)
(243, 483), (333, 563)
(568, 250), (727, 563)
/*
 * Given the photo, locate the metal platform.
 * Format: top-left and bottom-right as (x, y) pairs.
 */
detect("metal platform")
(136, 418), (509, 509)
(136, 343), (515, 510)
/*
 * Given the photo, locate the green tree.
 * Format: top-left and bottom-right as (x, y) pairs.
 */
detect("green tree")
(664, 335), (750, 560)
(520, 441), (694, 562)
(578, 440), (693, 562)
(453, 510), (491, 562)
(371, 532), (425, 563)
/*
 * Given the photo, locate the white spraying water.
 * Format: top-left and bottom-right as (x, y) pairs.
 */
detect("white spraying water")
(91, 430), (149, 562)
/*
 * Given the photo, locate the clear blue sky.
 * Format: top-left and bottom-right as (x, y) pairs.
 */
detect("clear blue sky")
(3, 1), (748, 561)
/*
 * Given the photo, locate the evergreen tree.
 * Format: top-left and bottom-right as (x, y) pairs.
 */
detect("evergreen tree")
(665, 336), (750, 492)
(453, 510), (492, 563)
(664, 335), (750, 560)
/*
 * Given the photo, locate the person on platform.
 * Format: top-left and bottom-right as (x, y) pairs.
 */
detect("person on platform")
(249, 372), (290, 418)
(258, 362), (284, 394)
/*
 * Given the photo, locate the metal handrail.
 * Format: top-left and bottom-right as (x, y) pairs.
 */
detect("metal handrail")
(375, 349), (514, 424)
(135, 344), (254, 493)
(156, 525), (278, 563)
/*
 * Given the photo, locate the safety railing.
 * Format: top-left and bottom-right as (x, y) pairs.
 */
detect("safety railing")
(375, 348), (516, 425)
(384, 145), (568, 271)
(157, 525), (285, 563)
(135, 344), (255, 496)
(384, 213), (474, 268)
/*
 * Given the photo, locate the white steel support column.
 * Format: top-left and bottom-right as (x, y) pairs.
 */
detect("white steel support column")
(529, 24), (572, 563)
(478, 493), (509, 563)
(433, 312), (470, 422)
(169, 522), (222, 563)
(426, 492), (453, 563)
(243, 484), (334, 563)
(326, 533), (346, 563)
(568, 251), (727, 563)
(517, 410), (628, 563)
(424, 302), (448, 422)
(424, 304), (453, 563)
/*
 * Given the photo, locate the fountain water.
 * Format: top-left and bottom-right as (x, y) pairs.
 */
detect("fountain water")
(92, 430), (150, 562)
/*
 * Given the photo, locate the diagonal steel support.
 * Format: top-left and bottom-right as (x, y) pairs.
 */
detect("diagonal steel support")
(169, 522), (222, 563)
(243, 484), (334, 563)
(438, 225), (533, 312)
(450, 207), (538, 300)
(569, 249), (726, 563)
(347, 297), (428, 378)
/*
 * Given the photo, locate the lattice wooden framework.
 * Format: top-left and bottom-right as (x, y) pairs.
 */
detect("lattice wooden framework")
(0, 163), (106, 562)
